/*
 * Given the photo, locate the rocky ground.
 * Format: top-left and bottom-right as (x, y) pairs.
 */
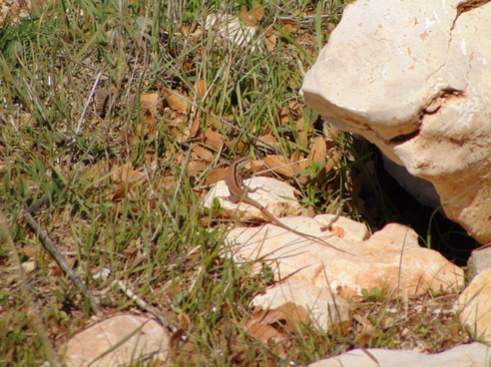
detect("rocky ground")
(1, 1), (490, 366)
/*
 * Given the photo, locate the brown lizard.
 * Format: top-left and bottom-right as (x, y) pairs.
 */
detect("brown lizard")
(224, 158), (352, 255)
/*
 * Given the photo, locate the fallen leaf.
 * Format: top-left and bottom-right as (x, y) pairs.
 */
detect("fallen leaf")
(296, 118), (309, 148)
(248, 159), (268, 174)
(163, 88), (189, 113)
(264, 155), (296, 178)
(239, 3), (264, 26)
(246, 302), (310, 345)
(188, 110), (201, 139)
(204, 130), (224, 150)
(265, 33), (277, 51)
(161, 175), (177, 191)
(187, 160), (209, 177)
(110, 163), (146, 200)
(247, 321), (287, 344)
(309, 136), (327, 165)
(258, 133), (278, 148)
(140, 92), (160, 113)
(278, 107), (289, 125)
(191, 145), (214, 163)
(354, 314), (378, 345)
(140, 92), (160, 134)
(195, 79), (206, 98)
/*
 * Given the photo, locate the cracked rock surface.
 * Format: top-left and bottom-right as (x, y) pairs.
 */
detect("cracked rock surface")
(302, 0), (491, 243)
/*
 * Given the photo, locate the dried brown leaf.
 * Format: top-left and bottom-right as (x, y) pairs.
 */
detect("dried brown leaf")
(246, 303), (309, 345)
(140, 92), (160, 113)
(239, 3), (264, 26)
(191, 145), (214, 163)
(258, 133), (278, 148)
(247, 321), (287, 344)
(188, 111), (201, 139)
(310, 136), (327, 165)
(195, 79), (206, 98)
(204, 130), (224, 150)
(140, 92), (160, 134)
(265, 33), (277, 51)
(187, 160), (209, 177)
(264, 155), (296, 178)
(278, 107), (289, 125)
(110, 163), (146, 200)
(164, 89), (189, 113)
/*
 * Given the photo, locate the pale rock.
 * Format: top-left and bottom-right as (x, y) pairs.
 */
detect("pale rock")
(226, 217), (463, 298)
(21, 260), (36, 274)
(205, 14), (257, 48)
(302, 0), (491, 243)
(308, 342), (491, 367)
(467, 246), (491, 280)
(252, 281), (351, 331)
(62, 314), (170, 367)
(203, 176), (302, 221)
(458, 268), (491, 343)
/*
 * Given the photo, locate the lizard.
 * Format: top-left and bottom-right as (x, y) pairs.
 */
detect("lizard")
(224, 157), (353, 255)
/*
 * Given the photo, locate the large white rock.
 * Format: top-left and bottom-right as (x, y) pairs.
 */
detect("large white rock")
(308, 342), (491, 367)
(302, 0), (491, 243)
(226, 216), (464, 299)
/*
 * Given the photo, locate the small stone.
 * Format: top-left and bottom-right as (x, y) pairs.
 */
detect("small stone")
(458, 269), (491, 343)
(61, 314), (170, 367)
(308, 342), (491, 367)
(21, 260), (36, 274)
(205, 14), (257, 48)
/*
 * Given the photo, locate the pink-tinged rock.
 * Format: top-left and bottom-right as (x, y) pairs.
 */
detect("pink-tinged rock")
(458, 268), (491, 343)
(203, 176), (302, 221)
(302, 0), (491, 243)
(226, 217), (463, 299)
(62, 314), (170, 367)
(308, 342), (491, 367)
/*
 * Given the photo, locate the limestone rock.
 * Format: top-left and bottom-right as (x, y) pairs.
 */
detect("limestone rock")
(308, 342), (491, 367)
(467, 247), (491, 280)
(62, 314), (170, 367)
(302, 0), (491, 243)
(458, 268), (491, 343)
(205, 14), (257, 48)
(203, 176), (302, 221)
(226, 217), (464, 299)
(251, 281), (351, 331)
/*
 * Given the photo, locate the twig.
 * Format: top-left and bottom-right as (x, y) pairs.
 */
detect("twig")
(23, 210), (101, 314)
(75, 70), (103, 133)
(112, 280), (178, 333)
